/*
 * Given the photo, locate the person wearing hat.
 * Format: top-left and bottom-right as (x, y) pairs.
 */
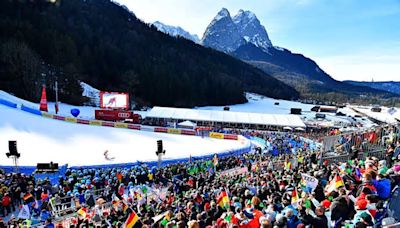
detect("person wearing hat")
(351, 199), (374, 226)
(355, 212), (374, 228)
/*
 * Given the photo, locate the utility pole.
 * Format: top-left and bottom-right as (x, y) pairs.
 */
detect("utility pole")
(55, 79), (59, 114)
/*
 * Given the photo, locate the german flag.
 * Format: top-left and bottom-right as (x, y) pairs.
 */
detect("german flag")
(23, 193), (33, 202)
(125, 211), (140, 228)
(291, 188), (299, 206)
(325, 175), (344, 194)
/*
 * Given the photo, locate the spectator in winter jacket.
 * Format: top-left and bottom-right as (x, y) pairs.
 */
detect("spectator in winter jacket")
(1, 193), (11, 217)
(302, 206), (328, 228)
(330, 195), (352, 224)
(375, 174), (391, 200)
(285, 209), (301, 228)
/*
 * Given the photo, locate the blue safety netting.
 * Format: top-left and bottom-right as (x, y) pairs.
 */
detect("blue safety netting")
(0, 98), (17, 108)
(1, 145), (252, 174)
(70, 145), (252, 169)
(20, 104), (42, 116)
(1, 166), (37, 174)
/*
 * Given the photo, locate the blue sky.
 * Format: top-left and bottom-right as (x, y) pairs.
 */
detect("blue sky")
(116, 0), (400, 81)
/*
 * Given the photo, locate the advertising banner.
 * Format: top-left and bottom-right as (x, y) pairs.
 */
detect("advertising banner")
(115, 123), (128, 128)
(42, 112), (54, 118)
(154, 127), (168, 133)
(181, 130), (196, 135)
(209, 132), (224, 139)
(223, 134), (238, 140)
(53, 115), (65, 121)
(77, 119), (90, 124)
(128, 124), (141, 130)
(65, 117), (77, 123)
(220, 167), (248, 177)
(167, 128), (181, 134)
(89, 120), (102, 126)
(94, 109), (133, 121)
(102, 122), (115, 127)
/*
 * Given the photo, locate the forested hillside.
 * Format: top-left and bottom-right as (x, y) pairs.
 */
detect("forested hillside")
(0, 0), (299, 107)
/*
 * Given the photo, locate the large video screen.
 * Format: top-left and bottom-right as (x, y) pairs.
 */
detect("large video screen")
(100, 92), (129, 109)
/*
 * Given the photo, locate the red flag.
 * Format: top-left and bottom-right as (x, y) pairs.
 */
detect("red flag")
(39, 85), (48, 112)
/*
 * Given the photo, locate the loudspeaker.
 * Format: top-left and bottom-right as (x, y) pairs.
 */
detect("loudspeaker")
(156, 140), (166, 156)
(9, 141), (17, 154)
(6, 140), (20, 158)
(157, 140), (163, 153)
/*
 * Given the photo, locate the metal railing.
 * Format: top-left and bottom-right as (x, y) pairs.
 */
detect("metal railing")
(322, 148), (386, 164)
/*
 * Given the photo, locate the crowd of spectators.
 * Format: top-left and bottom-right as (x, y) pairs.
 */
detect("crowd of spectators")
(1, 131), (400, 227)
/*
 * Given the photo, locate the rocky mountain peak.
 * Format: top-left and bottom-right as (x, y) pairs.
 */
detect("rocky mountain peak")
(201, 8), (245, 53)
(201, 8), (272, 53)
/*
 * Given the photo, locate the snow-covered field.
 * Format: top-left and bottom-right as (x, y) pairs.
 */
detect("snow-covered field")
(1, 87), (390, 167)
(1, 85), (374, 129)
(352, 106), (400, 124)
(198, 93), (376, 129)
(198, 93), (315, 114)
(0, 92), (249, 167)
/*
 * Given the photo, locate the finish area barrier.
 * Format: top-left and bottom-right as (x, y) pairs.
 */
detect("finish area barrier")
(40, 112), (238, 140)
(0, 97), (240, 141)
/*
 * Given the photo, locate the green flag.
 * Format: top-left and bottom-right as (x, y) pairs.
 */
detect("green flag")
(348, 160), (354, 166)
(346, 168), (352, 174)
(224, 213), (232, 223)
(142, 185), (148, 194)
(304, 199), (311, 209)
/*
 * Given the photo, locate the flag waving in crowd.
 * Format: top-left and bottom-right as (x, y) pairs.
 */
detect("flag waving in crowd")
(1, 126), (399, 227)
(325, 174), (344, 194)
(213, 154), (219, 168)
(124, 211), (141, 228)
(291, 188), (299, 207)
(217, 190), (230, 210)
